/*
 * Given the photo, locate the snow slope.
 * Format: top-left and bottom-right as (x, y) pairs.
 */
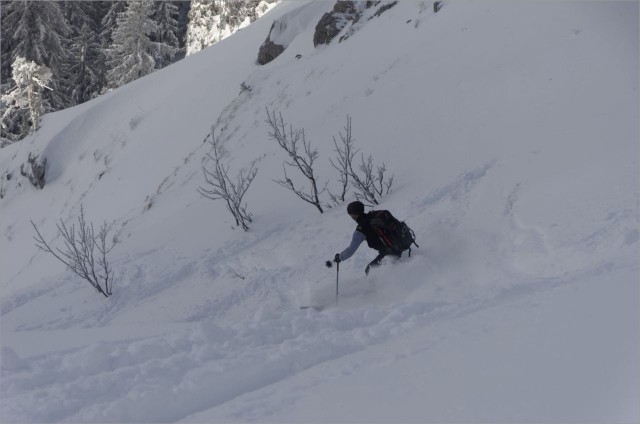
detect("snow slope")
(1, 1), (638, 422)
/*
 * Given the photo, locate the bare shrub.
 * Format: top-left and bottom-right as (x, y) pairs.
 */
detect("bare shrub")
(265, 108), (326, 213)
(31, 205), (116, 298)
(350, 154), (393, 206)
(199, 126), (258, 231)
(331, 116), (393, 205)
(329, 116), (356, 204)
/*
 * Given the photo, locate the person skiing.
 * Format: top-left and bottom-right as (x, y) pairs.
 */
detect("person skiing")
(326, 200), (404, 275)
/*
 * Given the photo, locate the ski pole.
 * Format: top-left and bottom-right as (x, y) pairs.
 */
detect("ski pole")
(335, 261), (339, 306)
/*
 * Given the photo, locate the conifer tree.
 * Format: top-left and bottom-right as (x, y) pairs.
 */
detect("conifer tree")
(0, 1), (71, 111)
(186, 0), (276, 57)
(1, 3), (15, 85)
(151, 1), (181, 69)
(100, 1), (128, 47)
(63, 1), (100, 36)
(105, 0), (158, 90)
(62, 1), (109, 104)
(186, 0), (221, 56)
(1, 57), (52, 137)
(68, 23), (104, 104)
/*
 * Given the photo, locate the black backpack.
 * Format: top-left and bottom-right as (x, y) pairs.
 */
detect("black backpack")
(367, 210), (419, 256)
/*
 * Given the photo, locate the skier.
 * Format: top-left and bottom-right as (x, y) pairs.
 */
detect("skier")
(326, 201), (404, 275)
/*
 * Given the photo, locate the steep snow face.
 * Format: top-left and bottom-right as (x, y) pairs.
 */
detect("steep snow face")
(257, 1), (333, 64)
(1, 1), (638, 423)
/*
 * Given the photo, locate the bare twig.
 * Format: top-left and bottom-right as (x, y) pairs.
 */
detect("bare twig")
(31, 205), (115, 297)
(330, 116), (393, 206)
(265, 108), (325, 213)
(329, 115), (355, 204)
(198, 127), (258, 231)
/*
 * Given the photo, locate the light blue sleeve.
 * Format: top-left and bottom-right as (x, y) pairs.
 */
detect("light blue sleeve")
(339, 230), (366, 261)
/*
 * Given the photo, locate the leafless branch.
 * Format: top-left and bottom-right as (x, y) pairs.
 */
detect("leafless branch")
(349, 154), (394, 205)
(31, 205), (115, 298)
(198, 126), (258, 231)
(330, 116), (393, 206)
(329, 115), (356, 204)
(265, 108), (325, 214)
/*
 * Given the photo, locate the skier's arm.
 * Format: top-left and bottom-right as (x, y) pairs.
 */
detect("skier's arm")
(338, 230), (366, 261)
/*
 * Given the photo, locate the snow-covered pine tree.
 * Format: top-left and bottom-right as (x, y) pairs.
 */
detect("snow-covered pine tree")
(63, 1), (102, 37)
(176, 2), (192, 52)
(151, 1), (181, 69)
(62, 1), (108, 103)
(0, 94), (28, 145)
(186, 0), (276, 57)
(1, 4), (15, 85)
(68, 23), (104, 105)
(186, 0), (221, 56)
(100, 1), (128, 47)
(1, 57), (52, 137)
(0, 1), (71, 112)
(105, 0), (158, 91)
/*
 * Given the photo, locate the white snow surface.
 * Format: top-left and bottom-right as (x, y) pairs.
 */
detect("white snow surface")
(1, 1), (638, 422)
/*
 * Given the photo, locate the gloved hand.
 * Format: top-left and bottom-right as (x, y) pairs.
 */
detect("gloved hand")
(326, 254), (341, 268)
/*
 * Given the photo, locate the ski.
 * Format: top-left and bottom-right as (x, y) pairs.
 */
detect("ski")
(300, 305), (326, 311)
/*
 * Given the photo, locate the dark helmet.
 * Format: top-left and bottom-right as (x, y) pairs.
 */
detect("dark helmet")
(347, 201), (364, 216)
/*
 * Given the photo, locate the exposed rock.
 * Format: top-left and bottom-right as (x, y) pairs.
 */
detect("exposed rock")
(313, 1), (360, 47)
(20, 153), (46, 189)
(313, 1), (398, 47)
(257, 22), (286, 65)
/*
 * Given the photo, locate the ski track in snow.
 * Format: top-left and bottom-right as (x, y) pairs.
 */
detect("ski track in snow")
(2, 137), (638, 420)
(0, 271), (586, 423)
(2, 163), (634, 421)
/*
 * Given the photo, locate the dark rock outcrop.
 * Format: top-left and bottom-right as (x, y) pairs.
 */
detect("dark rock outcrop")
(257, 23), (286, 65)
(20, 153), (46, 189)
(313, 1), (398, 47)
(313, 1), (361, 47)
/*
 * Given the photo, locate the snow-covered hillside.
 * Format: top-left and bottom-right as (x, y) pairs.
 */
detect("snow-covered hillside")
(1, 1), (638, 422)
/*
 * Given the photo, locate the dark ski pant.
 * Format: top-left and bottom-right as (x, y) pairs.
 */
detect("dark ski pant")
(365, 251), (401, 275)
